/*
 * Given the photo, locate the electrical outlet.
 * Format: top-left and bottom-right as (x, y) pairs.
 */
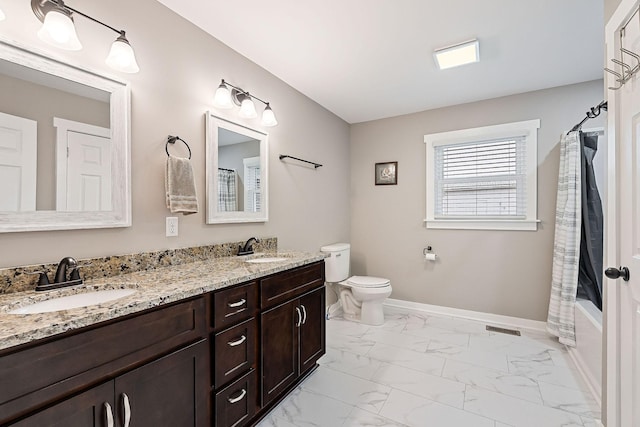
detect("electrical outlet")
(166, 217), (178, 237)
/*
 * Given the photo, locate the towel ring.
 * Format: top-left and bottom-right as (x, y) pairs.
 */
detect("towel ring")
(166, 135), (192, 159)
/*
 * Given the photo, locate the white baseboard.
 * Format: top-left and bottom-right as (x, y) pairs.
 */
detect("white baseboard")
(383, 298), (547, 333)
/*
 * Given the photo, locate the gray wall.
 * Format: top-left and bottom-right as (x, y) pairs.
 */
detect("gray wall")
(0, 74), (110, 210)
(0, 0), (350, 268)
(350, 80), (604, 321)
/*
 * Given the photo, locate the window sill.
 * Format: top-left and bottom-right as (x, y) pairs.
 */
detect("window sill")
(424, 219), (540, 231)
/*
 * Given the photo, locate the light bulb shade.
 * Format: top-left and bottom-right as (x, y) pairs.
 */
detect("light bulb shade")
(213, 83), (233, 109)
(37, 8), (82, 51)
(106, 33), (140, 73)
(261, 104), (278, 127)
(239, 96), (257, 119)
(0, 7), (5, 22)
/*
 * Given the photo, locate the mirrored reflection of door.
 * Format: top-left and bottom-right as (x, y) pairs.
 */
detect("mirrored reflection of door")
(54, 118), (111, 211)
(0, 111), (37, 212)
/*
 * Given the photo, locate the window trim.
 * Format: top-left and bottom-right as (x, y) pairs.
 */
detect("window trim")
(424, 119), (540, 231)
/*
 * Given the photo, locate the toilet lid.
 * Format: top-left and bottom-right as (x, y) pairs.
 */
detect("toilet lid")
(346, 276), (390, 288)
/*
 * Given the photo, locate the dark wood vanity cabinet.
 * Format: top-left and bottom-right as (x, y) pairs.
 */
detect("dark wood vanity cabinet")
(0, 298), (209, 427)
(260, 262), (326, 407)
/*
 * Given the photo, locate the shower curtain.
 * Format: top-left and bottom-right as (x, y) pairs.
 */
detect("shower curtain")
(547, 131), (604, 346)
(547, 131), (582, 346)
(217, 169), (237, 212)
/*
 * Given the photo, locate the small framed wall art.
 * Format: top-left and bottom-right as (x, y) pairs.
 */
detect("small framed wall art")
(375, 161), (398, 185)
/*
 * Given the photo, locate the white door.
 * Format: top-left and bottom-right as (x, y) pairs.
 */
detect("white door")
(54, 118), (111, 211)
(605, 2), (640, 426)
(0, 112), (37, 211)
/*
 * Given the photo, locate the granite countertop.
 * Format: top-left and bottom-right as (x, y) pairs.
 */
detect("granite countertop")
(0, 251), (326, 352)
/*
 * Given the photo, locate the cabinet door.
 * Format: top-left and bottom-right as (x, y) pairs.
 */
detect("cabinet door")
(299, 287), (326, 374)
(260, 299), (298, 406)
(114, 340), (208, 427)
(10, 382), (114, 427)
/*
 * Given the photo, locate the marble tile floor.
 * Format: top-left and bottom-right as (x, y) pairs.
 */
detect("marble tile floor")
(257, 308), (601, 427)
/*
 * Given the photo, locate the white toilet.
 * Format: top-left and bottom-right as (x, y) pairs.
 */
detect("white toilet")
(321, 243), (392, 326)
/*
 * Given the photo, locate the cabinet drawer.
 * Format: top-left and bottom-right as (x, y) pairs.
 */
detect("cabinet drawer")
(260, 262), (324, 309)
(213, 318), (257, 389)
(214, 369), (257, 427)
(0, 297), (206, 424)
(213, 282), (257, 330)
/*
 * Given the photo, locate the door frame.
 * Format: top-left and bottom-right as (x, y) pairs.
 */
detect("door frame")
(604, 1), (638, 425)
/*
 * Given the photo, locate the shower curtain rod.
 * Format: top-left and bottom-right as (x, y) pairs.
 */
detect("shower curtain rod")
(571, 101), (607, 132)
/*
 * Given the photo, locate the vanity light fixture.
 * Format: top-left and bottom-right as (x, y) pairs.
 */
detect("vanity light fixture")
(31, 0), (140, 73)
(0, 5), (6, 22)
(213, 79), (278, 127)
(434, 39), (479, 70)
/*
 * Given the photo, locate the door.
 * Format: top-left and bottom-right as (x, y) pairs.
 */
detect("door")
(605, 2), (640, 426)
(260, 299), (298, 406)
(0, 112), (37, 212)
(114, 340), (208, 427)
(10, 381), (114, 427)
(299, 287), (326, 374)
(54, 118), (111, 211)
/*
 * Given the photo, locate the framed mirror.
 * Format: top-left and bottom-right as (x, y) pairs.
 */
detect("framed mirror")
(0, 38), (131, 233)
(205, 113), (268, 223)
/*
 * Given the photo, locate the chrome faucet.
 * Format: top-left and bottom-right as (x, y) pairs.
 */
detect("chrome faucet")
(238, 237), (260, 256)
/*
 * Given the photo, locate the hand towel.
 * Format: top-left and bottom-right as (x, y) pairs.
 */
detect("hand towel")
(166, 155), (199, 215)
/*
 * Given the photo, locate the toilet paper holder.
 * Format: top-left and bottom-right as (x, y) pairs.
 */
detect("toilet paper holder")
(423, 246), (433, 255)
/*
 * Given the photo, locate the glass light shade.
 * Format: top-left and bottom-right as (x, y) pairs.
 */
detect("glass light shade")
(261, 104), (278, 127)
(106, 35), (140, 73)
(0, 7), (5, 22)
(37, 9), (82, 51)
(239, 96), (257, 119)
(213, 83), (233, 109)
(434, 39), (479, 70)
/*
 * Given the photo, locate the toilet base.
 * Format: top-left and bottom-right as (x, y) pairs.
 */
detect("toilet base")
(360, 300), (385, 326)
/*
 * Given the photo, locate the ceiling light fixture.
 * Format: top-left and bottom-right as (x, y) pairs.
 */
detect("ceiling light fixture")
(213, 79), (278, 127)
(31, 0), (140, 73)
(434, 39), (479, 70)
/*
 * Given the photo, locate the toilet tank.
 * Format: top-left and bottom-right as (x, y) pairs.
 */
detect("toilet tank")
(320, 243), (350, 282)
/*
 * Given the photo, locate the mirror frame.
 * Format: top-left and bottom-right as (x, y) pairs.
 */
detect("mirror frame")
(0, 37), (131, 233)
(205, 112), (269, 224)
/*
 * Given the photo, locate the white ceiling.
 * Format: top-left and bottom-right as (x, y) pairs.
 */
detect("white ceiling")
(157, 0), (604, 124)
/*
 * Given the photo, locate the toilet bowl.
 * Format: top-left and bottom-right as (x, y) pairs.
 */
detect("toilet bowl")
(321, 243), (392, 326)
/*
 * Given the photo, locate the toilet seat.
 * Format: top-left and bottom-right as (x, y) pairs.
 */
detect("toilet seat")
(343, 275), (390, 288)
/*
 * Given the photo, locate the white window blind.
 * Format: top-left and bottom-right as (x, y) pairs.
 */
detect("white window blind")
(434, 136), (527, 218)
(244, 165), (261, 212)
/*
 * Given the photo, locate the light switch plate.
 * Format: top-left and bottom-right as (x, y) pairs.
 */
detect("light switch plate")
(166, 217), (178, 237)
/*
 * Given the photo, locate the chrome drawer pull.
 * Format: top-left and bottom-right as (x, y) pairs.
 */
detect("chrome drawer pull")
(228, 335), (247, 347)
(228, 388), (247, 404)
(228, 299), (246, 308)
(122, 393), (131, 427)
(301, 305), (307, 325)
(104, 402), (114, 427)
(295, 307), (302, 327)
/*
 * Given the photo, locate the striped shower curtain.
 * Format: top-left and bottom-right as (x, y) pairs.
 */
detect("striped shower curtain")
(547, 131), (581, 347)
(217, 169), (237, 212)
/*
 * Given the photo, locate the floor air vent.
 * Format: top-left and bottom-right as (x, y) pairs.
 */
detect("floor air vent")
(486, 325), (521, 336)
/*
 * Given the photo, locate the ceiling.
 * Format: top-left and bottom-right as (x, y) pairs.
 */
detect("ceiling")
(157, 0), (604, 124)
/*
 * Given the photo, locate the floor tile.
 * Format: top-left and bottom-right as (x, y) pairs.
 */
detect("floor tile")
(302, 366), (392, 413)
(581, 416), (603, 427)
(326, 317), (371, 338)
(371, 363), (466, 408)
(328, 331), (377, 355)
(401, 324), (472, 347)
(366, 342), (445, 376)
(427, 340), (510, 371)
(380, 388), (494, 427)
(508, 360), (591, 391)
(538, 381), (601, 419)
(341, 408), (408, 427)
(464, 385), (585, 427)
(256, 415), (299, 427)
(361, 328), (430, 353)
(319, 347), (389, 381)
(425, 315), (489, 335)
(442, 359), (543, 404)
(268, 387), (354, 427)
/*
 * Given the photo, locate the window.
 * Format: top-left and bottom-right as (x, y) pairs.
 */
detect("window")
(424, 119), (540, 231)
(243, 156), (261, 213)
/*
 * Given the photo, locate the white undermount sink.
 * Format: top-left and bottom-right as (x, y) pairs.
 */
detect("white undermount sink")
(8, 289), (137, 314)
(245, 257), (289, 264)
